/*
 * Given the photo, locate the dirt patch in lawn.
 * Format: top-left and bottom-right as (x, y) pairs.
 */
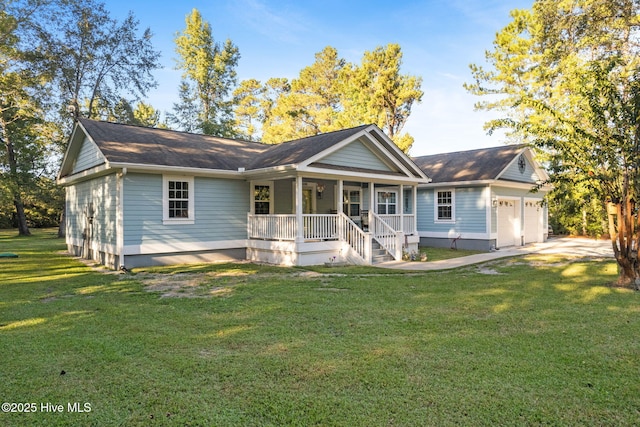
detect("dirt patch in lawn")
(138, 269), (329, 298)
(138, 271), (255, 298)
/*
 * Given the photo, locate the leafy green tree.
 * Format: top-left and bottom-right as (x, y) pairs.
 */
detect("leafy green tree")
(254, 44), (422, 152)
(174, 8), (240, 137)
(133, 101), (161, 128)
(466, 0), (640, 287)
(107, 98), (160, 127)
(261, 46), (345, 142)
(3, 0), (161, 236)
(342, 43), (423, 152)
(167, 80), (200, 133)
(233, 78), (265, 141)
(1, 0), (57, 235)
(38, 0), (161, 130)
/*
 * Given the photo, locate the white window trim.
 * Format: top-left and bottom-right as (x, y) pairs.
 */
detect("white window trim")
(434, 188), (455, 223)
(253, 181), (274, 215)
(376, 190), (398, 215)
(343, 185), (362, 218)
(163, 175), (195, 225)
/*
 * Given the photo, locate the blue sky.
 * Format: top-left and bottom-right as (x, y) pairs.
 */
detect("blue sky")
(106, 0), (532, 155)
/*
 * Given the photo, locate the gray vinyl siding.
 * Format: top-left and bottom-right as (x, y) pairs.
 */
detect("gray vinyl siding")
(123, 173), (249, 247)
(274, 180), (292, 214)
(417, 187), (487, 234)
(500, 155), (540, 183)
(321, 139), (393, 172)
(66, 174), (118, 249)
(71, 137), (105, 174)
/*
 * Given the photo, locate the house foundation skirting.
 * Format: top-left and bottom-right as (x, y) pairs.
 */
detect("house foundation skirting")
(123, 248), (246, 269)
(247, 239), (364, 266)
(419, 237), (497, 252)
(67, 243), (119, 270)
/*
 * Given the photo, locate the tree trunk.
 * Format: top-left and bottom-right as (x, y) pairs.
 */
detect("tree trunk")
(58, 209), (66, 238)
(13, 195), (30, 236)
(607, 201), (639, 288)
(2, 118), (30, 236)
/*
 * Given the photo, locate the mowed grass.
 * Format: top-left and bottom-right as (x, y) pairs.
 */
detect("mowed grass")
(0, 229), (639, 426)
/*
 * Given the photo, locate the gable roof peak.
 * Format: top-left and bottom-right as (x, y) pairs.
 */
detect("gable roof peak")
(411, 144), (532, 183)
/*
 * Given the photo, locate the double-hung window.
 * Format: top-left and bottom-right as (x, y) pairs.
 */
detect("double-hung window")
(254, 182), (273, 214)
(163, 176), (194, 224)
(436, 189), (454, 222)
(377, 191), (397, 215)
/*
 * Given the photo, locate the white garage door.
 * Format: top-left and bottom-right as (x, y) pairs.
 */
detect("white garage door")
(497, 200), (518, 248)
(524, 201), (542, 244)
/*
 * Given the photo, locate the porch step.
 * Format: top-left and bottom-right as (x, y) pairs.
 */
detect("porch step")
(371, 241), (393, 264)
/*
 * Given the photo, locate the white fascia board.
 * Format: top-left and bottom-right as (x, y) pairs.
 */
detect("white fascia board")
(366, 126), (430, 180)
(107, 162), (244, 179)
(300, 166), (427, 185)
(57, 163), (112, 186)
(300, 126), (427, 180)
(492, 181), (551, 192)
(240, 164), (297, 179)
(419, 180), (495, 189)
(58, 121), (96, 180)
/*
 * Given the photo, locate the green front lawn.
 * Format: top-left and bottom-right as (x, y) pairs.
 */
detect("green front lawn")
(1, 229), (638, 426)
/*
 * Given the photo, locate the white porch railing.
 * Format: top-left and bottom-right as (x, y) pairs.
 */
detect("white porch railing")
(371, 212), (402, 260)
(248, 214), (340, 241)
(248, 214), (296, 240)
(304, 214), (339, 240)
(377, 214), (416, 235)
(247, 213), (410, 263)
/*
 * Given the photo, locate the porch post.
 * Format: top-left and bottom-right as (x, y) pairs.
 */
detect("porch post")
(399, 184), (404, 234)
(295, 175), (304, 243)
(412, 185), (418, 234)
(369, 181), (375, 214)
(248, 180), (254, 239)
(337, 179), (344, 214)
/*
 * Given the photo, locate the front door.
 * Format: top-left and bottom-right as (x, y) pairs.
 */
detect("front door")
(343, 187), (362, 225)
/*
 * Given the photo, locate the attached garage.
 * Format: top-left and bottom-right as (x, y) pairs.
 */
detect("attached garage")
(413, 145), (551, 252)
(497, 199), (519, 248)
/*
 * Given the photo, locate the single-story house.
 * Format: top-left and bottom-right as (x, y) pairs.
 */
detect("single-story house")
(57, 119), (429, 269)
(412, 145), (551, 251)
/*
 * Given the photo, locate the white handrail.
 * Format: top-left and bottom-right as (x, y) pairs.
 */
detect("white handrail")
(371, 212), (402, 260)
(338, 212), (371, 263)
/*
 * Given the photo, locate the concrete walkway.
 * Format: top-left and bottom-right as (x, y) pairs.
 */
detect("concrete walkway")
(377, 237), (614, 271)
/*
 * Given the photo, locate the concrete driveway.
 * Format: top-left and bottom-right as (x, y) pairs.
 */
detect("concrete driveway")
(378, 237), (614, 271)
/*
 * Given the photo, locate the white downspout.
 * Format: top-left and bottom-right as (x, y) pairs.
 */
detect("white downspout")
(117, 167), (127, 269)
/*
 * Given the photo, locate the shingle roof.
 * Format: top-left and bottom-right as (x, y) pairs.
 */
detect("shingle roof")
(248, 125), (369, 169)
(79, 119), (268, 171)
(78, 119), (369, 172)
(412, 145), (526, 183)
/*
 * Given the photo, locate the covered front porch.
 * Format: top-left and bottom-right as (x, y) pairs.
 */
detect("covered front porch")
(246, 175), (420, 266)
